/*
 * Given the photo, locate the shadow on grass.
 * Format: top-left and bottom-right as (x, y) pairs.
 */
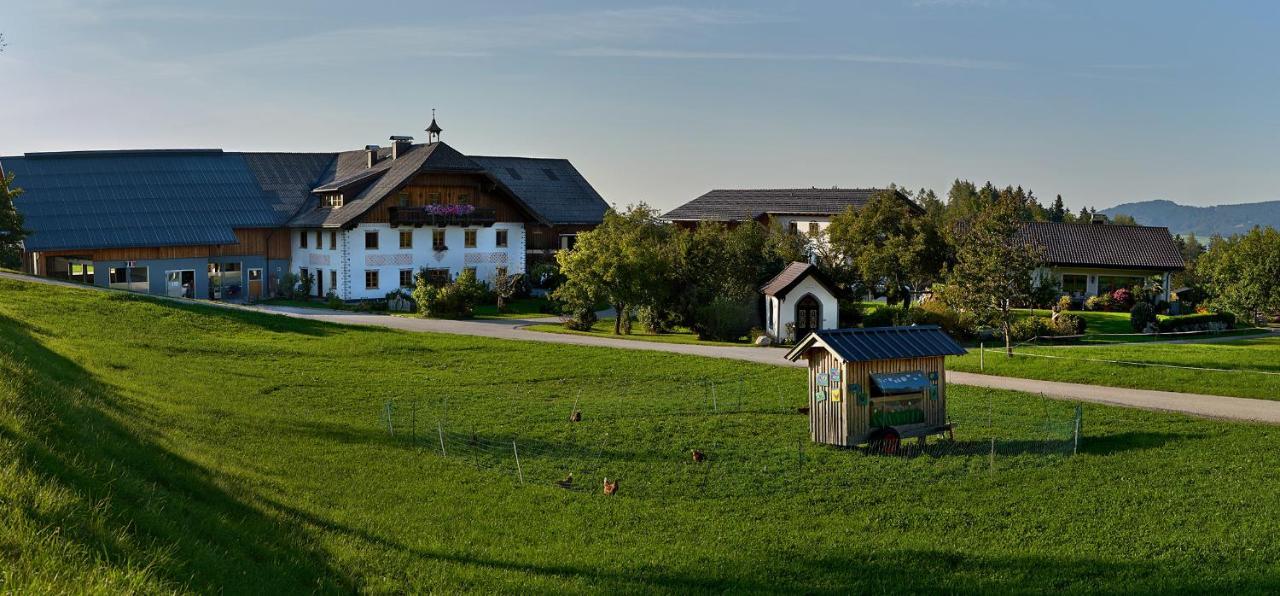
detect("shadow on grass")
(256, 493), (1280, 593)
(0, 312), (352, 592)
(1079, 431), (1206, 455)
(108, 291), (372, 338)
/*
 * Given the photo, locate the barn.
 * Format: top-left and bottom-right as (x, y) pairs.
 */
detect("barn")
(784, 325), (967, 450)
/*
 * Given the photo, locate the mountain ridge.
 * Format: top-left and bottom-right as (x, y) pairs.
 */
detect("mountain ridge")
(1100, 199), (1280, 237)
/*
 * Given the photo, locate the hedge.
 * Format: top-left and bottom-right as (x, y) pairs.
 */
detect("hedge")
(1156, 312), (1236, 333)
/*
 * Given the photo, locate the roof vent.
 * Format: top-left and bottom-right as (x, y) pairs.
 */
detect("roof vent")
(365, 145), (380, 168)
(390, 136), (413, 160)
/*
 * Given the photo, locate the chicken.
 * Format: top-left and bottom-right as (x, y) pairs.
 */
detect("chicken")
(569, 410), (582, 423)
(691, 449), (706, 463)
(555, 473), (573, 489)
(603, 478), (617, 496)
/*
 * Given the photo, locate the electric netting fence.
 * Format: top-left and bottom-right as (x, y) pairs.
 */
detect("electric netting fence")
(375, 373), (1085, 497)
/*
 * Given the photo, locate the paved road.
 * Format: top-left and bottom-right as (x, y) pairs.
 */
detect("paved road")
(5, 271), (1279, 424)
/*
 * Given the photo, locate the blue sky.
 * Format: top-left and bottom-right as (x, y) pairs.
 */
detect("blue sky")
(2, 1), (1278, 212)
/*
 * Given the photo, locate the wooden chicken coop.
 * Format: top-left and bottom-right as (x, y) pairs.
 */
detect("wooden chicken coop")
(784, 325), (967, 451)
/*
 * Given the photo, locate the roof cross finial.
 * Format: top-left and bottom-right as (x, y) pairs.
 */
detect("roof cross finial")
(425, 109), (443, 143)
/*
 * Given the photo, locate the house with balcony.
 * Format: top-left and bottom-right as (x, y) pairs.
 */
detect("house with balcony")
(2, 118), (609, 301)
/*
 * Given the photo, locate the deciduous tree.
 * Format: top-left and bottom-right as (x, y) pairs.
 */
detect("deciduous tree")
(1, 171), (28, 269)
(826, 191), (946, 307)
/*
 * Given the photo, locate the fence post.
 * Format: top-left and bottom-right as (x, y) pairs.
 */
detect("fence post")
(980, 342), (985, 372)
(385, 401), (394, 436)
(512, 440), (524, 484)
(712, 383), (718, 413)
(1073, 404), (1082, 455)
(437, 421), (447, 457)
(411, 401), (417, 447)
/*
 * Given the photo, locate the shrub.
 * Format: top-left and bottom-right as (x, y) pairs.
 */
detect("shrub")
(908, 301), (974, 340)
(493, 273), (529, 312)
(692, 296), (754, 342)
(562, 306), (598, 331)
(528, 262), (565, 292)
(636, 305), (681, 334)
(413, 269), (485, 318)
(1157, 312), (1237, 333)
(1053, 313), (1085, 336)
(1055, 294), (1073, 313)
(863, 305), (907, 328)
(1130, 302), (1157, 332)
(1085, 294), (1114, 312)
(1010, 317), (1054, 342)
(326, 291), (345, 310)
(278, 272), (300, 299)
(1111, 288), (1134, 311)
(838, 302), (864, 328)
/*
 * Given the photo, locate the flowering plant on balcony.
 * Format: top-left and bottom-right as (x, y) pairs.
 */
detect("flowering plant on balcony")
(421, 204), (476, 216)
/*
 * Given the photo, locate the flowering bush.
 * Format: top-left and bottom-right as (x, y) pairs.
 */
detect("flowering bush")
(422, 204), (476, 216)
(1111, 288), (1134, 310)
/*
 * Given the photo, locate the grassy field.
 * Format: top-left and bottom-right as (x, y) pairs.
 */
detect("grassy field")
(951, 335), (1280, 400)
(526, 317), (754, 347)
(4, 278), (1280, 593)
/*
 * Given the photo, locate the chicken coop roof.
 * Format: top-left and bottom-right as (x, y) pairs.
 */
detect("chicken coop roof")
(785, 325), (967, 363)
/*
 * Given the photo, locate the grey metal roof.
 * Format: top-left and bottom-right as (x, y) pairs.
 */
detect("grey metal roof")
(664, 188), (921, 222)
(470, 156), (609, 225)
(1, 149), (332, 252)
(785, 325), (967, 363)
(1019, 221), (1186, 271)
(759, 261), (837, 297)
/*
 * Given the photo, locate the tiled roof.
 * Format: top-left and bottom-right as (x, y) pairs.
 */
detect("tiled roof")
(0, 149), (330, 252)
(470, 156), (609, 225)
(1019, 221), (1186, 271)
(786, 325), (967, 363)
(759, 261), (836, 297)
(663, 188), (920, 222)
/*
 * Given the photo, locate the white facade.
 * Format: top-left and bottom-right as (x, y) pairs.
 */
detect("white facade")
(765, 275), (839, 342)
(1034, 266), (1173, 304)
(290, 222), (526, 300)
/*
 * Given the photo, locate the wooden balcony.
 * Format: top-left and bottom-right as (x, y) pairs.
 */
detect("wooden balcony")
(389, 207), (497, 227)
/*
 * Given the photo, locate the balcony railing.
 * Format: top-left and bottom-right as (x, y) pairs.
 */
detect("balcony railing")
(389, 206), (497, 227)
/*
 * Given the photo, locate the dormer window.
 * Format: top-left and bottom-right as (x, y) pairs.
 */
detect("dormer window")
(327, 194), (344, 208)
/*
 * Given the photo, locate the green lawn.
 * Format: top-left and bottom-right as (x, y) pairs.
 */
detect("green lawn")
(5, 278), (1280, 592)
(525, 317), (754, 347)
(472, 297), (557, 320)
(952, 335), (1280, 400)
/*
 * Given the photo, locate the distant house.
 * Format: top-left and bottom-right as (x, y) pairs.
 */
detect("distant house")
(1021, 220), (1185, 303)
(2, 119), (608, 302)
(662, 188), (921, 238)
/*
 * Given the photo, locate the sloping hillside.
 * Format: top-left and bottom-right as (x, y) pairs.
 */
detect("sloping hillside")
(1102, 199), (1280, 237)
(4, 278), (1280, 592)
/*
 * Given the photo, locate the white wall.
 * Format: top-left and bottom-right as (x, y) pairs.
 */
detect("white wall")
(290, 229), (345, 298)
(292, 223), (527, 300)
(766, 275), (839, 341)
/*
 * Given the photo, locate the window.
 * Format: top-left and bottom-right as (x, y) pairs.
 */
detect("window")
(109, 266), (148, 292)
(433, 229), (447, 251)
(427, 268), (450, 286)
(365, 270), (379, 290)
(300, 230), (308, 248)
(559, 234), (577, 250)
(315, 230), (323, 250)
(330, 231), (337, 250)
(327, 194), (343, 208)
(496, 266), (508, 278)
(400, 230), (413, 249)
(365, 230), (379, 250)
(330, 270), (337, 291)
(788, 222), (799, 234)
(808, 222), (819, 236)
(1098, 275), (1147, 296)
(464, 229), (477, 248)
(399, 269), (413, 287)
(495, 229), (508, 247)
(1061, 274), (1088, 296)
(299, 267), (308, 283)
(397, 192), (410, 207)
(458, 193), (472, 204)
(428, 192), (441, 202)
(542, 168), (559, 181)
